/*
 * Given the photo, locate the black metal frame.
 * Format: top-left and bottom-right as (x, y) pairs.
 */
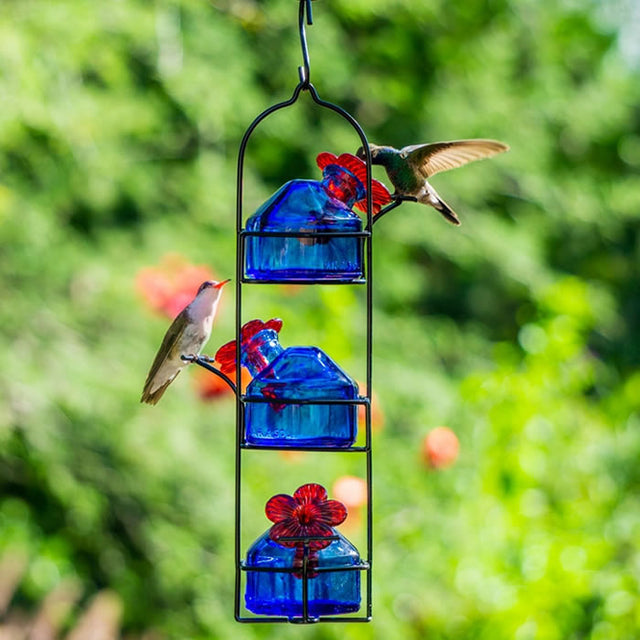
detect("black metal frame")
(189, 0), (407, 624)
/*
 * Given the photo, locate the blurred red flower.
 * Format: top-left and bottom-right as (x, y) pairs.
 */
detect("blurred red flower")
(136, 253), (216, 319)
(423, 426), (459, 469)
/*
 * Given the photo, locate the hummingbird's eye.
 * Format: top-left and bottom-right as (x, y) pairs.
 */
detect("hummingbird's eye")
(197, 281), (212, 293)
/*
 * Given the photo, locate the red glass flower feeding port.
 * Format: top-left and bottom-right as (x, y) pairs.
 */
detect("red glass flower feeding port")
(242, 152), (392, 284)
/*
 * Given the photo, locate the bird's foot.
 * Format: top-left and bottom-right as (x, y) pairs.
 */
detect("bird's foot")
(391, 194), (418, 203)
(181, 353), (214, 364)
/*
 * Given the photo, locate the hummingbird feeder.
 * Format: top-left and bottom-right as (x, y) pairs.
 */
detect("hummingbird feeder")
(187, 0), (410, 623)
(215, 319), (360, 448)
(244, 483), (362, 618)
(245, 153), (391, 282)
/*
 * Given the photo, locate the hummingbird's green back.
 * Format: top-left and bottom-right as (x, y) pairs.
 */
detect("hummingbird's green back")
(374, 148), (421, 194)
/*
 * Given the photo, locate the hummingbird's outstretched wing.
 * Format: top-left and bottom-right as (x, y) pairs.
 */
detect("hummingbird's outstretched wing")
(402, 139), (509, 179)
(141, 315), (185, 404)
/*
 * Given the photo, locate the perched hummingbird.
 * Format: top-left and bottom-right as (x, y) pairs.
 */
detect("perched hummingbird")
(141, 279), (230, 405)
(356, 139), (509, 225)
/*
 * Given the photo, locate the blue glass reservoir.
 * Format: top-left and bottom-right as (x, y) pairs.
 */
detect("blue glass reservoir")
(244, 164), (366, 282)
(242, 328), (358, 448)
(244, 530), (361, 618)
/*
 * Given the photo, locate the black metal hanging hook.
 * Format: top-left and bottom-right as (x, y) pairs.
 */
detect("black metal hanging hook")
(298, 0), (313, 87)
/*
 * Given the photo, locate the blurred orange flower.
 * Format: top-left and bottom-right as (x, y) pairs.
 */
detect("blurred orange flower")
(193, 365), (252, 400)
(423, 426), (459, 469)
(356, 383), (384, 434)
(136, 253), (216, 319)
(277, 450), (308, 463)
(332, 475), (367, 509)
(332, 475), (367, 532)
(278, 284), (303, 296)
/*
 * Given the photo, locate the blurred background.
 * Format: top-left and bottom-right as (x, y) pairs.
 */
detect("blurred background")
(1, 0), (640, 638)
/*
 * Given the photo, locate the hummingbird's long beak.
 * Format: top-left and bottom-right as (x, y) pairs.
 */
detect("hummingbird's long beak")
(215, 279), (231, 289)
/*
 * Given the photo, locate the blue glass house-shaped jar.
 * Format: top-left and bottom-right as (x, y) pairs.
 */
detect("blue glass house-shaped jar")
(241, 325), (359, 448)
(214, 319), (359, 448)
(244, 484), (362, 619)
(244, 162), (366, 282)
(245, 531), (361, 618)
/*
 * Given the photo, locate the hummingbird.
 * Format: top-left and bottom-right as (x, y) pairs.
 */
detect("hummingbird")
(356, 139), (509, 225)
(141, 279), (230, 405)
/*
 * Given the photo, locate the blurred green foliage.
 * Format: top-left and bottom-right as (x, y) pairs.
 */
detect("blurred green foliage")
(1, 0), (640, 638)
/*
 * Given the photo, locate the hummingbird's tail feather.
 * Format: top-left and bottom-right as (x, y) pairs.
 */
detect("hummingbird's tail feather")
(420, 185), (461, 225)
(434, 199), (461, 225)
(140, 374), (177, 405)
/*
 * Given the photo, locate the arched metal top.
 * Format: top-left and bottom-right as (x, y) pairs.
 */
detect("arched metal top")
(235, 81), (373, 235)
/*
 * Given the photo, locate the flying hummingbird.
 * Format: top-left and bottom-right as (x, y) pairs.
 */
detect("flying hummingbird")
(141, 279), (230, 405)
(356, 139), (509, 225)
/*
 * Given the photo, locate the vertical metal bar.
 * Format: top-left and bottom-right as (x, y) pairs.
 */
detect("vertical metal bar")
(234, 84), (304, 621)
(365, 135), (374, 623)
(234, 111), (244, 623)
(309, 85), (374, 618)
(302, 544), (310, 622)
(366, 402), (373, 618)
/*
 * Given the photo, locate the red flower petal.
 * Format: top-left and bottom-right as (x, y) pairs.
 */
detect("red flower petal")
(264, 318), (284, 333)
(317, 499), (348, 527)
(214, 318), (283, 375)
(265, 494), (297, 523)
(305, 523), (335, 550)
(316, 152), (338, 170)
(240, 319), (266, 344)
(336, 153), (367, 183)
(269, 521), (303, 548)
(293, 483), (328, 505)
(214, 340), (237, 375)
(315, 152), (392, 216)
(270, 520), (336, 550)
(354, 180), (393, 214)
